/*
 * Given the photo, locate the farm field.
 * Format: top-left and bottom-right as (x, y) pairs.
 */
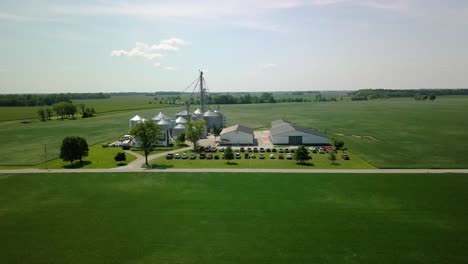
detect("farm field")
(150, 150), (375, 169)
(220, 96), (468, 168)
(0, 96), (467, 168)
(1, 172), (468, 263)
(0, 95), (175, 122)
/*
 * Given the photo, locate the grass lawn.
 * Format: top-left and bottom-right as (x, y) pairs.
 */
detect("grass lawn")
(42, 144), (137, 169)
(1, 172), (468, 263)
(149, 150), (375, 169)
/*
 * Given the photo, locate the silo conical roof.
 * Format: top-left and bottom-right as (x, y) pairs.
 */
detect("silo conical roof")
(130, 115), (142, 121)
(193, 108), (202, 115)
(152, 111), (167, 120)
(174, 123), (186, 129)
(175, 116), (188, 124)
(203, 109), (218, 117)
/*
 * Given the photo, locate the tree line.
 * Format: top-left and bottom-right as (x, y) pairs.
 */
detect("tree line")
(37, 102), (96, 122)
(0, 93), (109, 107)
(348, 89), (468, 100)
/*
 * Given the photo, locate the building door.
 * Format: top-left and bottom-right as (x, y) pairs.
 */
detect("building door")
(289, 136), (302, 145)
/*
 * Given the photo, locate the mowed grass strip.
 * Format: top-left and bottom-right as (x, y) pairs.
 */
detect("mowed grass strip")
(149, 150), (375, 169)
(42, 144), (137, 169)
(1, 173), (468, 264)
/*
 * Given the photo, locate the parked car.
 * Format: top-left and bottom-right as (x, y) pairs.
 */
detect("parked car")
(235, 153), (241, 159)
(309, 146), (316, 152)
(272, 148), (277, 153)
(260, 147), (265, 152)
(342, 154), (350, 160)
(285, 148), (290, 153)
(190, 153), (196, 160)
(286, 153), (293, 160)
(269, 154), (275, 159)
(319, 148), (326, 154)
(219, 147), (225, 152)
(165, 153), (174, 160)
(181, 153), (188, 159)
(259, 153), (265, 159)
(199, 153), (206, 159)
(204, 146), (211, 152)
(278, 154), (284, 159)
(240, 147), (245, 152)
(247, 147), (252, 152)
(290, 149), (295, 153)
(244, 153), (250, 159)
(266, 148), (271, 152)
(175, 154), (181, 159)
(278, 148), (284, 153)
(253, 147), (258, 153)
(251, 154), (256, 159)
(210, 147), (217, 152)
(207, 153), (213, 159)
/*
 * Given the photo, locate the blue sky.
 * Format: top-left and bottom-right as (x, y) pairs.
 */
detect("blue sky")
(1, 0), (467, 93)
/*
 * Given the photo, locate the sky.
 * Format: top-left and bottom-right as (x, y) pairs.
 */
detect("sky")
(1, 0), (468, 93)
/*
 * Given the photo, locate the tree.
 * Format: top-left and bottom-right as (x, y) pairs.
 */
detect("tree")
(37, 109), (46, 122)
(212, 126), (222, 139)
(328, 151), (337, 164)
(114, 152), (126, 163)
(224, 146), (234, 164)
(333, 140), (345, 151)
(176, 133), (186, 145)
(60, 136), (89, 165)
(45, 108), (53, 120)
(294, 146), (310, 164)
(429, 95), (436, 101)
(130, 121), (163, 166)
(186, 119), (206, 151)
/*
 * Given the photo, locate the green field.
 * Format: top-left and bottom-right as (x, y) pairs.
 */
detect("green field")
(150, 150), (375, 169)
(0, 95), (175, 122)
(1, 172), (468, 263)
(0, 96), (467, 168)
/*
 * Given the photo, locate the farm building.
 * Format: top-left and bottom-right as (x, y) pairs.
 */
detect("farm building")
(270, 120), (329, 145)
(220, 124), (254, 145)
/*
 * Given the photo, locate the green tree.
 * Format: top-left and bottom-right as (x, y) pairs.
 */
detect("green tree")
(224, 146), (234, 164)
(60, 136), (89, 166)
(130, 121), (163, 166)
(333, 140), (345, 151)
(186, 119), (206, 151)
(294, 146), (310, 164)
(429, 95), (436, 101)
(45, 108), (53, 120)
(212, 126), (222, 139)
(114, 152), (126, 163)
(37, 109), (46, 122)
(176, 133), (186, 145)
(328, 151), (337, 164)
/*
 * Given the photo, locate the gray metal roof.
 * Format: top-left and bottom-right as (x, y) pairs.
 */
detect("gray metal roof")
(270, 120), (328, 138)
(176, 109), (189, 116)
(193, 108), (202, 115)
(152, 111), (167, 120)
(174, 123), (186, 129)
(157, 119), (172, 125)
(175, 116), (188, 124)
(130, 115), (142, 121)
(220, 124), (254, 135)
(203, 110), (218, 117)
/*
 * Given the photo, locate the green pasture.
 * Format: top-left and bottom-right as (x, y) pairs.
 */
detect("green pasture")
(43, 144), (137, 169)
(0, 95), (174, 122)
(149, 150), (374, 169)
(219, 97), (468, 168)
(1, 172), (468, 263)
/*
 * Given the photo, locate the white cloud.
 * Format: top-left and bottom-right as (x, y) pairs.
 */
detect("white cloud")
(261, 63), (278, 69)
(111, 38), (190, 60)
(164, 66), (176, 71)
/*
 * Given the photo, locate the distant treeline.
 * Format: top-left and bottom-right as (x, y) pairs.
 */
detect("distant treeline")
(0, 93), (110, 107)
(348, 89), (468, 100)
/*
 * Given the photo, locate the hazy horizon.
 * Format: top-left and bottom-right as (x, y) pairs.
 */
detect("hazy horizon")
(1, 0), (468, 94)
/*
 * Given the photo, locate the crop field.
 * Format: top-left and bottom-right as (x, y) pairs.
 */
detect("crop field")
(0, 96), (467, 168)
(1, 172), (468, 264)
(220, 97), (468, 168)
(0, 95), (175, 122)
(150, 150), (375, 169)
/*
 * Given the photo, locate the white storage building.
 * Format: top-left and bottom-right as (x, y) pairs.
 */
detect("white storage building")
(220, 124), (254, 145)
(270, 120), (329, 145)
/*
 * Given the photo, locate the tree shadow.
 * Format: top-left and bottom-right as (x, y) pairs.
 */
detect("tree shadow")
(226, 162), (238, 166)
(117, 162), (127, 166)
(296, 162), (315, 167)
(330, 163), (341, 166)
(63, 160), (92, 169)
(150, 164), (174, 169)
